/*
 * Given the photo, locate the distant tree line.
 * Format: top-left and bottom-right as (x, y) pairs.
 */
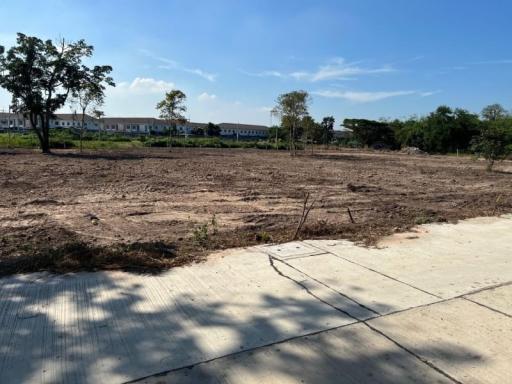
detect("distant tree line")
(343, 104), (511, 153)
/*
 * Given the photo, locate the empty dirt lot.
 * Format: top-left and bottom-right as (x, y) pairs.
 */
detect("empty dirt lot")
(1, 147), (511, 274)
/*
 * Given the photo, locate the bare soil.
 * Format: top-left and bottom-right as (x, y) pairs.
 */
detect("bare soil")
(1, 147), (511, 275)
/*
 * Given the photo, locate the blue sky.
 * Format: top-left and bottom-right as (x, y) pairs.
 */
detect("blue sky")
(1, 0), (511, 126)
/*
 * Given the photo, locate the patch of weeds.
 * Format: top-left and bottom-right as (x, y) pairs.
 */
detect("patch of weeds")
(414, 213), (446, 225)
(210, 214), (218, 235)
(255, 231), (272, 243)
(192, 214), (219, 247)
(414, 215), (434, 225)
(193, 223), (210, 246)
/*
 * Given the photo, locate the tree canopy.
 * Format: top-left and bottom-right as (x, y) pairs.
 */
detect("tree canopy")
(274, 90), (310, 155)
(0, 33), (114, 153)
(156, 90), (187, 124)
(206, 122), (221, 136)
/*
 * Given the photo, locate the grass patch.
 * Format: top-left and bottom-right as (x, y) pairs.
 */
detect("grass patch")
(0, 238), (193, 276)
(0, 131), (294, 150)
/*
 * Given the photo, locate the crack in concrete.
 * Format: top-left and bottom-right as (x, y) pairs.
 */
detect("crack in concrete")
(268, 254), (381, 317)
(267, 255), (371, 319)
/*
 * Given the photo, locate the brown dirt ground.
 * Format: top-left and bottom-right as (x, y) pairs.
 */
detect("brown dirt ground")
(1, 147), (511, 275)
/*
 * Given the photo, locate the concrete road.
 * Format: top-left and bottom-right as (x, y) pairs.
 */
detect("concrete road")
(0, 215), (511, 383)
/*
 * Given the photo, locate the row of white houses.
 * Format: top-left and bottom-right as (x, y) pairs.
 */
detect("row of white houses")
(0, 113), (269, 138)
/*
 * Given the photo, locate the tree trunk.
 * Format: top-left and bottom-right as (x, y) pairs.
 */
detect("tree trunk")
(81, 109), (86, 153)
(38, 113), (51, 154)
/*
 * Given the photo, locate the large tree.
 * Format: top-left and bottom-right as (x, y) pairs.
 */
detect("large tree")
(481, 103), (508, 121)
(156, 90), (187, 148)
(206, 122), (221, 136)
(343, 118), (396, 148)
(0, 33), (113, 153)
(274, 90), (310, 156)
(320, 116), (335, 146)
(301, 115), (318, 153)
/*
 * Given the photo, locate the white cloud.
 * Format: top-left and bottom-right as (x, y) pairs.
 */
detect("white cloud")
(313, 90), (416, 103)
(243, 58), (394, 82)
(241, 70), (285, 78)
(198, 92), (217, 101)
(184, 68), (217, 82)
(141, 49), (217, 82)
(114, 77), (175, 94)
(308, 58), (394, 82)
(419, 90), (442, 97)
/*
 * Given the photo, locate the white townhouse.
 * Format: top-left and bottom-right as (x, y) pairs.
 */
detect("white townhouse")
(49, 114), (100, 131)
(0, 113), (27, 131)
(218, 123), (267, 138)
(0, 112), (269, 138)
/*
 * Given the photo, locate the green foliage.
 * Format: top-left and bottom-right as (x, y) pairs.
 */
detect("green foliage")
(0, 33), (113, 153)
(471, 119), (511, 171)
(144, 136), (289, 150)
(343, 118), (397, 149)
(274, 90), (311, 155)
(193, 223), (210, 246)
(481, 103), (508, 121)
(192, 215), (219, 246)
(319, 116), (335, 144)
(206, 122), (221, 136)
(156, 90), (187, 123)
(392, 106), (482, 153)
(255, 231), (272, 243)
(267, 125), (288, 142)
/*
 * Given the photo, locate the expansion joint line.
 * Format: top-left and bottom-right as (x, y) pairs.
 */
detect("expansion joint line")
(305, 242), (443, 299)
(267, 254), (463, 384)
(462, 297), (512, 319)
(128, 257), (512, 384)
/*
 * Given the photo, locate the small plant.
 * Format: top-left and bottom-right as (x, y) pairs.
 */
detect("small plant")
(192, 214), (219, 246)
(210, 214), (218, 235)
(255, 231), (272, 243)
(192, 223), (209, 246)
(414, 215), (433, 225)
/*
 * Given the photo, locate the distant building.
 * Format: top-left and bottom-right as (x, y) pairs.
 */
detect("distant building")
(0, 112), (269, 138)
(0, 112), (27, 131)
(49, 114), (100, 131)
(218, 123), (268, 138)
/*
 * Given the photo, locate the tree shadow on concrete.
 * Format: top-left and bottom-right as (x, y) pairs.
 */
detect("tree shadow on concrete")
(0, 263), (485, 384)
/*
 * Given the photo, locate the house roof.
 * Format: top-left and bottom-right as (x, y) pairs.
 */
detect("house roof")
(0, 113), (25, 119)
(102, 117), (157, 124)
(219, 123), (268, 131)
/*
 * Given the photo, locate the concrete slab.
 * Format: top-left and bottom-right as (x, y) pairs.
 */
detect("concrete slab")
(136, 323), (453, 384)
(260, 241), (325, 260)
(0, 249), (359, 384)
(466, 284), (512, 316)
(307, 215), (512, 298)
(1, 215), (511, 383)
(369, 298), (512, 383)
(285, 253), (438, 315)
